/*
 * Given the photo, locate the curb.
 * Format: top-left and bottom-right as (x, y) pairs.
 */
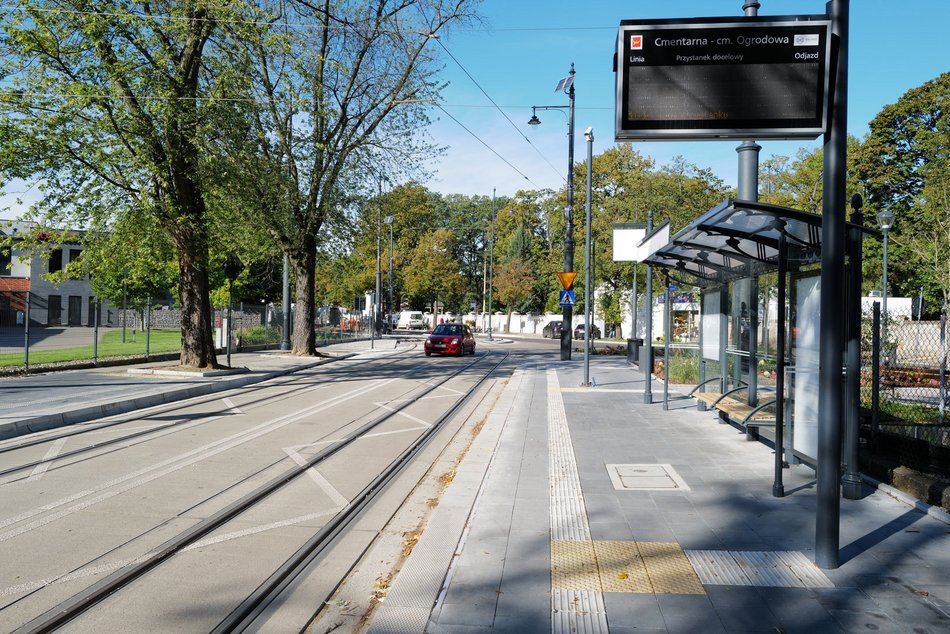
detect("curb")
(0, 354), (350, 441)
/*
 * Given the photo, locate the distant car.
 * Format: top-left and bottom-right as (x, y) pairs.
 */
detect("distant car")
(573, 323), (601, 340)
(542, 320), (563, 339)
(424, 323), (476, 356)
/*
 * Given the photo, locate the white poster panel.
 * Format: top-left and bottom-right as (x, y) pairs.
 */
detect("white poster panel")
(612, 227), (646, 262)
(701, 291), (720, 361)
(793, 275), (821, 461)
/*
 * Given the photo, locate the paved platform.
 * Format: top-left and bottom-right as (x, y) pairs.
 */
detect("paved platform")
(370, 357), (950, 634)
(0, 338), (401, 440)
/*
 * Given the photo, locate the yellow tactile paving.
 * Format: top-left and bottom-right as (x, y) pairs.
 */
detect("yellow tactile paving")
(551, 540), (602, 591)
(552, 540), (706, 595)
(637, 541), (706, 595)
(592, 541), (652, 593)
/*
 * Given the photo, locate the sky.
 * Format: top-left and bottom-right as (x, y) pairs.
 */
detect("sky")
(422, 0), (950, 198)
(2, 0), (948, 218)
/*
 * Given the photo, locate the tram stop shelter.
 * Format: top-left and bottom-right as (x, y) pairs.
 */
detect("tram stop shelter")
(642, 197), (876, 497)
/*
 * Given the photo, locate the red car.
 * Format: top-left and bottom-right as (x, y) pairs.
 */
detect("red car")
(424, 323), (476, 356)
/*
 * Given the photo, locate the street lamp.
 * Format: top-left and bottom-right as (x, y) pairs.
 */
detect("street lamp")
(876, 209), (894, 318)
(384, 215), (394, 332)
(582, 126), (594, 387)
(488, 189), (496, 341)
(530, 63), (576, 361)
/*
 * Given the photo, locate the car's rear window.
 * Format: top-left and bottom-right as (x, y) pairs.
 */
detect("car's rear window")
(433, 324), (462, 335)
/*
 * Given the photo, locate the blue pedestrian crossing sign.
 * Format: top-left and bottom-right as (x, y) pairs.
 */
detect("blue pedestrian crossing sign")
(558, 290), (576, 307)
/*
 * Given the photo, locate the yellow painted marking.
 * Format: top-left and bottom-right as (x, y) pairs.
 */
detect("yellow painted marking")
(593, 541), (652, 593)
(637, 541), (706, 595)
(551, 540), (705, 595)
(551, 540), (601, 591)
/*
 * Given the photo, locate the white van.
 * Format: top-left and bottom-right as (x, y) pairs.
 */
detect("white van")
(397, 311), (426, 330)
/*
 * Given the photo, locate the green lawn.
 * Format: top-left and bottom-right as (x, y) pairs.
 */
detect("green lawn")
(0, 329), (182, 368)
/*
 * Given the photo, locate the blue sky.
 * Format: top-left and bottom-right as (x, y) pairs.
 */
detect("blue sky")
(3, 1), (947, 217)
(424, 0), (950, 197)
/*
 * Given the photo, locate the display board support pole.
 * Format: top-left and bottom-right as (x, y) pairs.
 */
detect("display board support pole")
(816, 0), (849, 570)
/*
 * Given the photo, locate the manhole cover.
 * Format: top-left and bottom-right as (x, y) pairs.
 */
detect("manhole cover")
(605, 463), (690, 491)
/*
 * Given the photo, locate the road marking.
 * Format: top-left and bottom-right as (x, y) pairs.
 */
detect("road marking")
(283, 447), (350, 507)
(373, 402), (432, 427)
(222, 397), (243, 415)
(25, 438), (68, 482)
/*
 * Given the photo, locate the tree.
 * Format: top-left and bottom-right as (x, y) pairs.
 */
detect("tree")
(219, 0), (475, 355)
(402, 228), (464, 313)
(1, 1), (232, 367)
(856, 72), (950, 302)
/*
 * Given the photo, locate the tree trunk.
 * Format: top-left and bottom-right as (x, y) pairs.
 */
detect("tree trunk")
(290, 235), (317, 356)
(174, 220), (217, 368)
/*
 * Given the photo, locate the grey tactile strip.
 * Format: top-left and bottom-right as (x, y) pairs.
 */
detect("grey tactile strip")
(685, 549), (834, 588)
(547, 369), (609, 633)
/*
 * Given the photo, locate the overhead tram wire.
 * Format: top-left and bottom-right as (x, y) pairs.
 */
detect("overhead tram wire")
(434, 38), (565, 183)
(0, 5), (617, 33)
(435, 104), (541, 190)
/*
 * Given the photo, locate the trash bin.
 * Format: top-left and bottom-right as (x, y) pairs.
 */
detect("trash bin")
(627, 338), (643, 364)
(638, 341), (653, 372)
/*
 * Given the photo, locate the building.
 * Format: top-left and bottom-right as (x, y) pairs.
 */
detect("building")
(0, 222), (114, 327)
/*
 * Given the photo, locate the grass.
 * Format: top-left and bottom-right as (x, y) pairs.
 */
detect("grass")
(0, 329), (182, 368)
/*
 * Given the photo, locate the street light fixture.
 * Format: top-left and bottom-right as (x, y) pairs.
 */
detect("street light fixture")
(876, 209), (894, 318)
(530, 63), (576, 360)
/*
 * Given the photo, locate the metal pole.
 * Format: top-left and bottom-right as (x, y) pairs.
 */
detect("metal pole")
(663, 274), (671, 410)
(643, 210), (654, 403)
(583, 130), (593, 386)
(24, 291), (30, 371)
(773, 235), (788, 497)
(843, 200), (864, 499)
(388, 220), (394, 332)
(122, 276), (127, 344)
(376, 190), (383, 338)
(227, 281), (233, 367)
(281, 255), (290, 351)
(940, 299), (946, 424)
(816, 0), (849, 570)
(881, 227), (889, 357)
(871, 301), (881, 438)
(562, 64), (576, 361)
(145, 297), (151, 361)
(488, 188), (495, 341)
(93, 298), (99, 363)
(698, 291), (706, 411)
(631, 264), (638, 339)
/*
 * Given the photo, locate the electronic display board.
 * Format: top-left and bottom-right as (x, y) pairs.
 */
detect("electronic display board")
(615, 17), (832, 140)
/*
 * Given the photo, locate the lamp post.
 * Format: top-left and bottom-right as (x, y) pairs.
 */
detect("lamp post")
(529, 64), (576, 360)
(384, 215), (394, 332)
(582, 127), (594, 386)
(876, 209), (894, 321)
(488, 188), (496, 341)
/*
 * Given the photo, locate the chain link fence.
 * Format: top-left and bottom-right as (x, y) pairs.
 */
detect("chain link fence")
(862, 300), (950, 476)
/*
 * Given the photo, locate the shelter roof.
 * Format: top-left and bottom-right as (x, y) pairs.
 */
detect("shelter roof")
(644, 198), (837, 287)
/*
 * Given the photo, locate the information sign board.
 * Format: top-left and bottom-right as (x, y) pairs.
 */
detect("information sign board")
(616, 16), (832, 140)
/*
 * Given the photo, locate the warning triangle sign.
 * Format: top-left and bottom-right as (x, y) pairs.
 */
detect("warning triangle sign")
(556, 271), (577, 290)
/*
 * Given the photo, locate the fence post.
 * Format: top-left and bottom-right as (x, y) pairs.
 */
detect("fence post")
(871, 301), (881, 439)
(145, 298), (151, 361)
(24, 291), (31, 371)
(941, 299), (947, 425)
(93, 298), (100, 363)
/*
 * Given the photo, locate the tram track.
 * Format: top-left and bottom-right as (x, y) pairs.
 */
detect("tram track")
(8, 350), (509, 633)
(0, 344), (432, 480)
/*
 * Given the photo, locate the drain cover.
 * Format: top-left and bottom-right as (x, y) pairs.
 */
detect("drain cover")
(606, 464), (690, 491)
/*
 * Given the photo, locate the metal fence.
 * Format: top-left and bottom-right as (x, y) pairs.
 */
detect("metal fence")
(863, 300), (949, 465)
(0, 291), (374, 372)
